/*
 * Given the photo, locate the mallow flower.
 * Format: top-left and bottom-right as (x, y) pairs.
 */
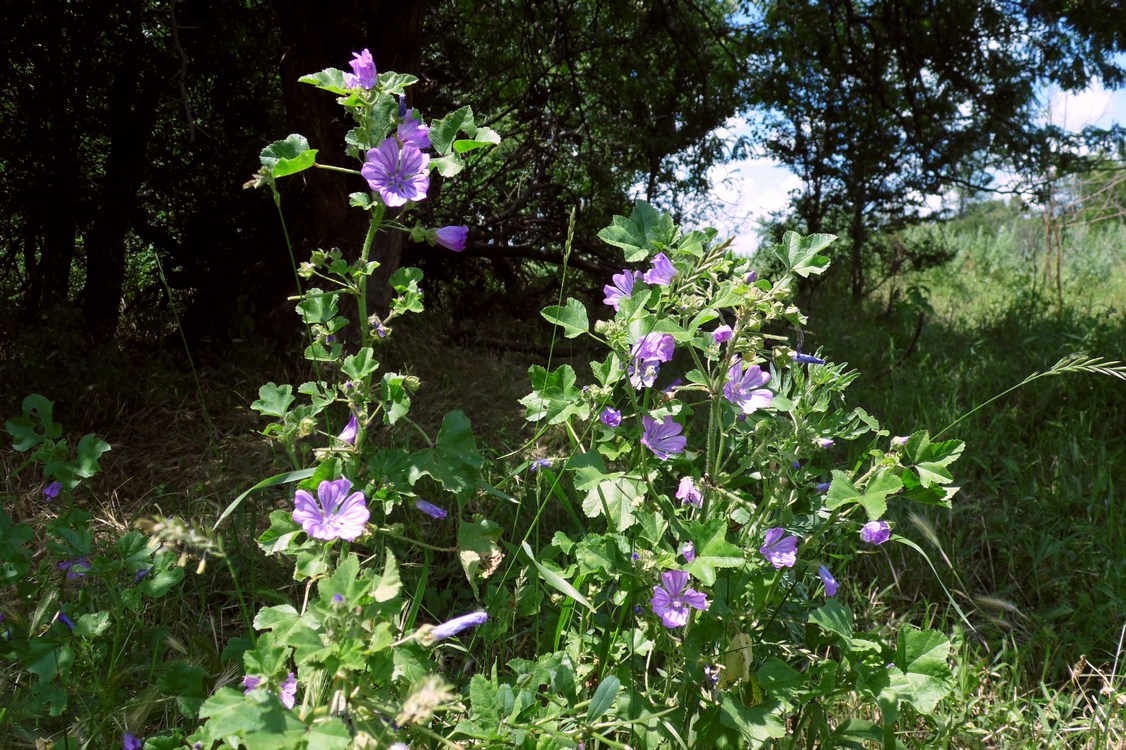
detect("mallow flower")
(681, 541), (696, 563)
(433, 225), (468, 252)
(123, 734), (142, 750)
(397, 109), (431, 150)
(860, 520), (891, 545)
(712, 324), (734, 344)
(628, 333), (675, 389)
(723, 361), (773, 414)
(676, 476), (703, 507)
(759, 527), (798, 569)
(336, 413), (359, 445)
(650, 570), (708, 628)
(362, 138), (430, 207)
(603, 270), (642, 311)
(292, 478), (370, 541)
(279, 672), (297, 710)
(642, 252), (677, 286)
(343, 49), (377, 89)
(414, 500), (447, 519)
(793, 351), (826, 365)
(429, 611), (488, 640)
(640, 415), (686, 460)
(43, 481), (62, 500)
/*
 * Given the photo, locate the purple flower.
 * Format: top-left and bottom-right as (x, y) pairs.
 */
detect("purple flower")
(336, 413), (359, 445)
(599, 407), (622, 427)
(123, 733), (142, 750)
(58, 610), (75, 631)
(640, 415), (686, 460)
(650, 570), (708, 628)
(815, 482), (831, 494)
(292, 478), (370, 541)
(815, 437), (835, 448)
(891, 435), (909, 447)
(603, 270), (642, 311)
(818, 565), (839, 597)
(712, 325), (734, 344)
(628, 333), (675, 389)
(362, 138), (430, 208)
(397, 110), (431, 150)
(434, 225), (468, 252)
(759, 527), (798, 569)
(529, 458), (553, 472)
(676, 476), (703, 507)
(430, 611), (488, 640)
(746, 270), (757, 283)
(343, 48), (377, 89)
(643, 253), (677, 286)
(681, 541), (696, 563)
(279, 672), (297, 710)
(723, 361), (773, 415)
(414, 499), (447, 519)
(58, 557), (91, 580)
(243, 675), (262, 693)
(134, 567), (152, 584)
(860, 520), (891, 545)
(332, 593), (345, 604)
(793, 351), (826, 365)
(43, 481), (62, 500)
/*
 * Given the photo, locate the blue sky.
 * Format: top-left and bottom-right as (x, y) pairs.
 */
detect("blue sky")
(706, 79), (1126, 256)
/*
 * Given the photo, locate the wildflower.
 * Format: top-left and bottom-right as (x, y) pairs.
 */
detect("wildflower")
(675, 476), (703, 507)
(712, 324), (734, 344)
(433, 225), (467, 252)
(279, 672), (297, 710)
(891, 435), (909, 447)
(242, 675), (262, 693)
(430, 611), (488, 640)
(390, 744), (409, 750)
(650, 570), (708, 628)
(343, 48), (377, 89)
(599, 407), (622, 427)
(529, 458), (553, 472)
(397, 109), (431, 150)
(134, 567), (152, 584)
(414, 499), (447, 519)
(703, 664), (722, 687)
(362, 138), (430, 207)
(336, 413), (359, 445)
(860, 520), (891, 545)
(58, 557), (91, 580)
(123, 733), (142, 750)
(815, 482), (831, 494)
(818, 565), (839, 597)
(43, 481), (62, 500)
(628, 333), (675, 389)
(603, 269), (642, 311)
(332, 593), (345, 604)
(759, 527), (798, 569)
(793, 351), (826, 365)
(58, 610), (75, 631)
(746, 271), (757, 283)
(723, 361), (773, 415)
(292, 478), (370, 541)
(640, 415), (686, 460)
(681, 541), (696, 563)
(642, 252), (677, 286)
(815, 437), (835, 448)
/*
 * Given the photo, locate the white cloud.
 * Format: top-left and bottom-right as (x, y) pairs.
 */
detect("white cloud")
(700, 158), (802, 256)
(1045, 80), (1117, 131)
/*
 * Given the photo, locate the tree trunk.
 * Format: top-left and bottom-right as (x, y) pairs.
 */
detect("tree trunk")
(849, 201), (866, 300)
(82, 41), (159, 343)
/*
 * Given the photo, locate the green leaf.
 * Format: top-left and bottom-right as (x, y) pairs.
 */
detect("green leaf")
(296, 288), (339, 326)
(459, 516), (504, 595)
(252, 384), (295, 418)
(452, 126), (501, 153)
(431, 106), (475, 155)
(74, 611), (111, 638)
(260, 134), (318, 179)
(541, 298), (589, 338)
(519, 364), (585, 424)
(73, 433), (111, 479)
(774, 231), (835, 277)
(305, 718), (354, 750)
(905, 432), (965, 488)
(582, 477), (641, 532)
(683, 518), (746, 586)
(342, 347), (379, 380)
(825, 468), (902, 519)
(718, 694), (787, 745)
(431, 154), (464, 177)
(381, 372), (412, 425)
(587, 675), (620, 721)
(299, 67), (348, 94)
(809, 599), (854, 640)
(371, 548), (402, 603)
(880, 627), (953, 714)
(597, 202), (666, 262)
(521, 541), (595, 613)
(158, 661), (207, 718)
(377, 71), (418, 95)
(6, 393), (64, 451)
(199, 688), (305, 749)
(407, 410), (483, 494)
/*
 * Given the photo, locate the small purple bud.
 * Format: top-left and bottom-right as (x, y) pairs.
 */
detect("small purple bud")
(58, 611), (75, 631)
(818, 565), (839, 597)
(599, 407), (622, 428)
(815, 482), (831, 493)
(631, 552), (640, 561)
(712, 325), (734, 344)
(792, 461), (802, 470)
(891, 435), (909, 447)
(529, 458), (553, 472)
(430, 611), (488, 640)
(434, 226), (468, 252)
(793, 352), (826, 365)
(746, 271), (757, 283)
(336, 413), (359, 446)
(815, 437), (835, 448)
(332, 593), (345, 604)
(134, 567), (152, 584)
(43, 481), (62, 500)
(681, 541), (696, 563)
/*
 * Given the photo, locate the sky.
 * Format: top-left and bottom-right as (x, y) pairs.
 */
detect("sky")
(705, 80), (1126, 256)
